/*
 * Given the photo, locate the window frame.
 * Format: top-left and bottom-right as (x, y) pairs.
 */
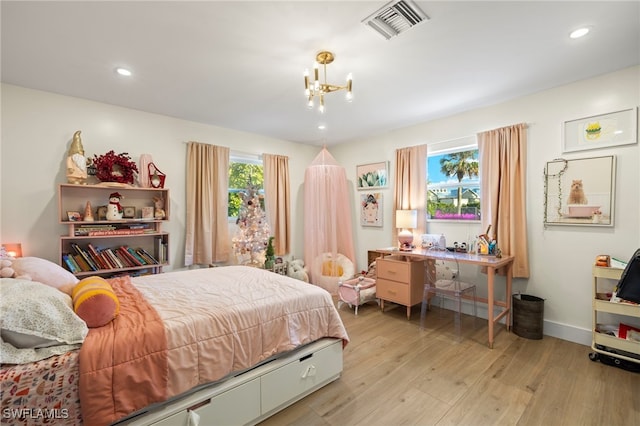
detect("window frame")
(427, 136), (481, 223)
(228, 152), (264, 222)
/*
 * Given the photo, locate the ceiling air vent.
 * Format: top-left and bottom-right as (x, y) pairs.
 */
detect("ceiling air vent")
(362, 0), (429, 40)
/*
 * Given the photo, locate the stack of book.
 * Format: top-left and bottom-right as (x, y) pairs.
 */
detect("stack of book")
(74, 223), (155, 236)
(62, 242), (161, 273)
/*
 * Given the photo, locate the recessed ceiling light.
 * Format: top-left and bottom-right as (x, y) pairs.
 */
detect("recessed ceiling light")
(115, 67), (132, 76)
(318, 124), (326, 130)
(569, 27), (590, 39)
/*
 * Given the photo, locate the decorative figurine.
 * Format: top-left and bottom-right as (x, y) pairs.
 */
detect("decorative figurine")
(153, 196), (166, 219)
(84, 201), (95, 222)
(66, 130), (88, 185)
(106, 192), (124, 220)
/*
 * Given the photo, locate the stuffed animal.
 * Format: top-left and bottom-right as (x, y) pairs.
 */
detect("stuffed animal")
(153, 196), (166, 219)
(0, 258), (31, 281)
(0, 257), (77, 296)
(287, 258), (309, 282)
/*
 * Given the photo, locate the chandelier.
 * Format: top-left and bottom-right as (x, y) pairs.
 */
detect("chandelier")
(304, 51), (352, 113)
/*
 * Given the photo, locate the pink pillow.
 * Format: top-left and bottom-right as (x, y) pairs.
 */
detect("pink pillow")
(11, 257), (79, 289)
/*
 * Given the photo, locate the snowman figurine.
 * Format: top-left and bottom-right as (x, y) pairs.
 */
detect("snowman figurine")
(106, 192), (124, 221)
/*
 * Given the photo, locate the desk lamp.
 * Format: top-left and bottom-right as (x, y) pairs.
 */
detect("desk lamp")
(396, 210), (417, 251)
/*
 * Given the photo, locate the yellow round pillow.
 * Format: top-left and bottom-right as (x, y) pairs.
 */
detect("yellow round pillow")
(72, 276), (120, 328)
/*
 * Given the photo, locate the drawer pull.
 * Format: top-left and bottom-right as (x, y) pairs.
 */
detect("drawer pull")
(187, 398), (211, 411)
(388, 290), (397, 295)
(301, 365), (316, 379)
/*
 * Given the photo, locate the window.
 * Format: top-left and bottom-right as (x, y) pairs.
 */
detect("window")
(427, 137), (480, 221)
(228, 153), (263, 219)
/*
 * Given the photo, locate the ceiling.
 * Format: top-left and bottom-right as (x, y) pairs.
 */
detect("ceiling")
(2, 1), (639, 146)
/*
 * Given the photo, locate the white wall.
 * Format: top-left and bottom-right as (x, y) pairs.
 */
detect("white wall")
(0, 83), (318, 269)
(2, 66), (639, 346)
(331, 65), (640, 345)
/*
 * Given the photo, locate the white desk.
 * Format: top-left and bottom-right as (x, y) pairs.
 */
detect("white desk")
(370, 248), (514, 349)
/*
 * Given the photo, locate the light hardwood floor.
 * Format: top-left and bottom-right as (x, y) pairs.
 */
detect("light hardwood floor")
(261, 302), (639, 426)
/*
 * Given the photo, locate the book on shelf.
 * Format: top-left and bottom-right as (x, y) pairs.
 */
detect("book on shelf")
(137, 247), (159, 264)
(86, 243), (109, 270)
(88, 229), (146, 236)
(73, 253), (92, 272)
(126, 246), (148, 265)
(118, 246), (143, 266)
(71, 243), (98, 271)
(62, 254), (79, 273)
(98, 248), (117, 269)
(75, 223), (153, 236)
(114, 248), (135, 267)
(154, 237), (167, 263)
(104, 248), (124, 269)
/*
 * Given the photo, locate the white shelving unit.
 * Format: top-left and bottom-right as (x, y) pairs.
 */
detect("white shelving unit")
(590, 265), (640, 365)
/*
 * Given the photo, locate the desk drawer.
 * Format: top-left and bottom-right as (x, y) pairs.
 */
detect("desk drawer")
(377, 278), (409, 304)
(378, 259), (411, 282)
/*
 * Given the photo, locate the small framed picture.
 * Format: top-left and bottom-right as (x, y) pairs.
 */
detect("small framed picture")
(67, 211), (82, 222)
(356, 161), (388, 190)
(360, 192), (383, 227)
(141, 206), (154, 219)
(563, 107), (638, 153)
(96, 206), (108, 220)
(123, 206), (136, 218)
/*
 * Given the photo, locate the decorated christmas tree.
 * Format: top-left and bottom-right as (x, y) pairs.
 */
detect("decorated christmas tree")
(232, 183), (271, 266)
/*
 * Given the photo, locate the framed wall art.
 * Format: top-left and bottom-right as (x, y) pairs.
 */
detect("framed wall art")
(543, 155), (616, 227)
(356, 161), (388, 190)
(360, 192), (383, 227)
(563, 107), (637, 153)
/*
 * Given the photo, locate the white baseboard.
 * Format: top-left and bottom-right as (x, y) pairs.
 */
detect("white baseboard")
(436, 297), (592, 347)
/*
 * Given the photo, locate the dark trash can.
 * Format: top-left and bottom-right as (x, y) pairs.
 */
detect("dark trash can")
(512, 294), (544, 340)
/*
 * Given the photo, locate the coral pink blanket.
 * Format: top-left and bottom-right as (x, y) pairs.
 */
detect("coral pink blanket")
(79, 266), (349, 425)
(79, 275), (168, 425)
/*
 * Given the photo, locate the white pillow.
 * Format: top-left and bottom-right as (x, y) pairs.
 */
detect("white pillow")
(11, 257), (79, 289)
(0, 278), (88, 364)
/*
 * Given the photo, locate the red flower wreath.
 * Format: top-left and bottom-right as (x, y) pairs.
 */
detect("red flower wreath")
(92, 151), (138, 184)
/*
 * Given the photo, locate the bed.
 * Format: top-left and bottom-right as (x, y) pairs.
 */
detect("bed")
(1, 264), (349, 425)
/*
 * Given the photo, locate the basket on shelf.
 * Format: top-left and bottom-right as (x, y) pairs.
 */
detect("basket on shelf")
(148, 162), (166, 188)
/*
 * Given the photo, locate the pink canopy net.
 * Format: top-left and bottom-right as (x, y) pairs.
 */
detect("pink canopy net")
(304, 148), (356, 294)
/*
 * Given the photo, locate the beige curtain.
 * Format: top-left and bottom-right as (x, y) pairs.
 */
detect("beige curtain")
(263, 153), (291, 255)
(394, 144), (428, 242)
(477, 123), (529, 278)
(185, 142), (230, 266)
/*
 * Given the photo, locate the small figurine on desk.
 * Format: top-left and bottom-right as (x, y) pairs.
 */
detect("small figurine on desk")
(106, 192), (124, 220)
